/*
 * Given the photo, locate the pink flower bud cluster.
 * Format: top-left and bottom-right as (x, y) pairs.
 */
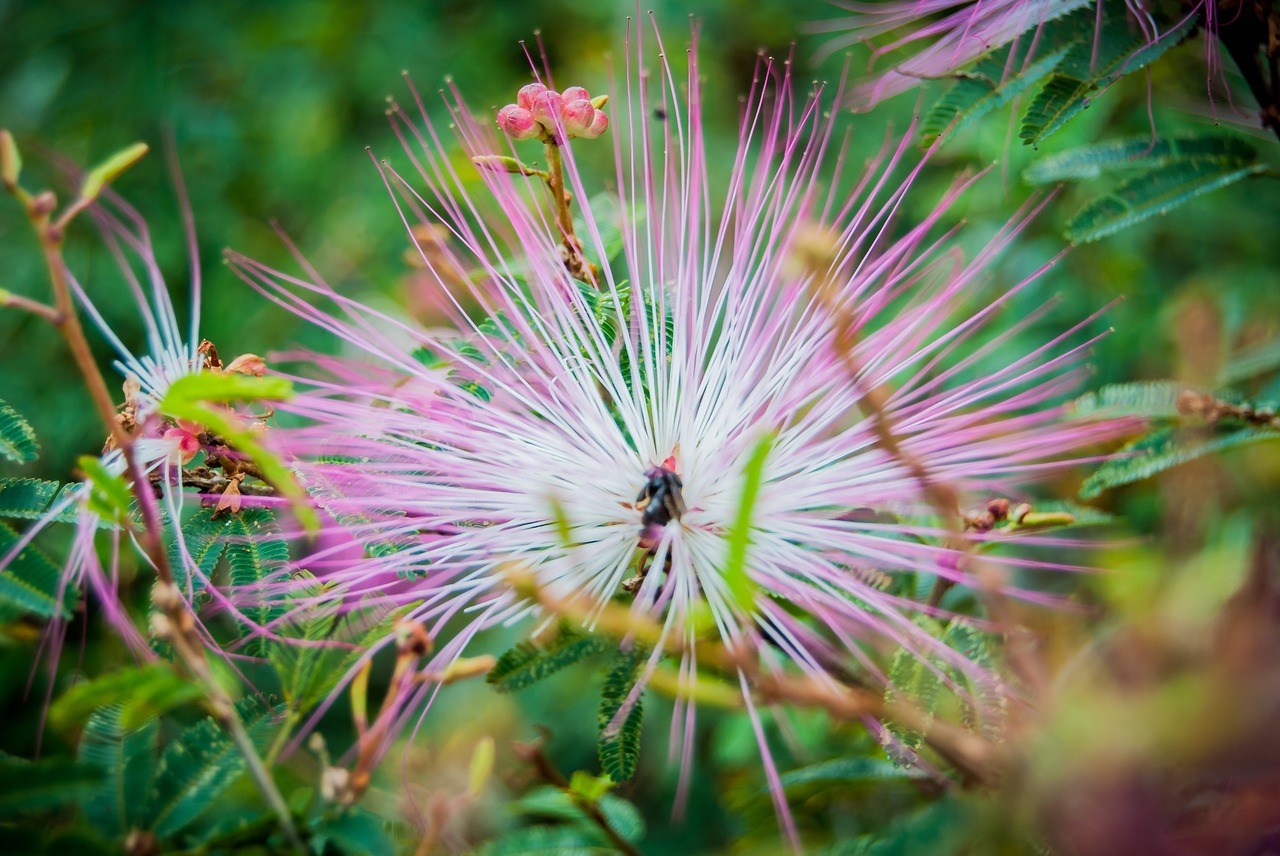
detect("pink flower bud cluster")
(495, 82), (609, 142)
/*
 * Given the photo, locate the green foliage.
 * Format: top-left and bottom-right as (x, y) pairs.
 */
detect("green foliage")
(76, 455), (132, 525)
(921, 42), (1075, 143)
(597, 645), (646, 782)
(1080, 425), (1280, 498)
(0, 398), (38, 463)
(142, 697), (278, 838)
(312, 808), (397, 856)
(511, 784), (646, 848)
(169, 506), (229, 595)
(1024, 133), (1258, 184)
(0, 477), (85, 524)
(78, 704), (160, 838)
(1019, 10), (1196, 146)
(885, 620), (1002, 760)
(51, 662), (204, 731)
(1065, 159), (1271, 243)
(487, 624), (608, 693)
(1070, 381), (1183, 418)
(221, 508), (289, 656)
(776, 757), (927, 792)
(472, 823), (616, 855)
(0, 757), (105, 816)
(269, 578), (409, 715)
(0, 520), (73, 619)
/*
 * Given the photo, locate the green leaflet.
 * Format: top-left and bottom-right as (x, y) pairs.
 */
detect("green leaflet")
(1065, 160), (1271, 243)
(471, 823), (615, 856)
(921, 2), (1090, 145)
(776, 757), (927, 792)
(486, 624), (608, 693)
(141, 697), (279, 838)
(511, 785), (646, 847)
(221, 508), (289, 656)
(50, 662), (204, 731)
(1219, 338), (1280, 387)
(1069, 381), (1183, 419)
(0, 398), (38, 464)
(312, 808), (397, 856)
(0, 477), (87, 524)
(597, 645), (646, 782)
(269, 578), (410, 714)
(1080, 425), (1280, 498)
(1024, 133), (1257, 184)
(168, 506), (229, 596)
(1020, 10), (1196, 146)
(884, 620), (1003, 762)
(0, 520), (74, 620)
(78, 704), (159, 838)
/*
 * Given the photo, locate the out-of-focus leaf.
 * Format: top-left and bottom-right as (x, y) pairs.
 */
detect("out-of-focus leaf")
(78, 704), (159, 837)
(76, 455), (131, 525)
(1080, 425), (1280, 498)
(1024, 133), (1257, 184)
(1069, 381), (1182, 418)
(512, 785), (645, 846)
(472, 823), (613, 855)
(0, 398), (38, 463)
(142, 697), (278, 838)
(51, 663), (203, 731)
(777, 757), (927, 792)
(158, 373), (316, 532)
(487, 625), (608, 693)
(0, 521), (73, 619)
(313, 808), (396, 856)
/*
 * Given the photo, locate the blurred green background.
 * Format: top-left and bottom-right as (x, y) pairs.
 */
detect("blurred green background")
(3, 0), (1280, 852)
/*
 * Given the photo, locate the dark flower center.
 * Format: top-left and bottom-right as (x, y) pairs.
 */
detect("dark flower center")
(635, 465), (686, 528)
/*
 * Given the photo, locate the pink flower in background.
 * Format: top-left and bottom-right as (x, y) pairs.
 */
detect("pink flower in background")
(231, 21), (1131, 832)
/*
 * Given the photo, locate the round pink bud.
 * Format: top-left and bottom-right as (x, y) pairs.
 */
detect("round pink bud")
(496, 104), (539, 141)
(530, 89), (563, 131)
(578, 109), (609, 139)
(516, 82), (547, 110)
(561, 99), (597, 137)
(560, 85), (590, 103)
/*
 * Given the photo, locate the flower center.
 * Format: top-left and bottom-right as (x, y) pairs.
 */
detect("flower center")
(635, 464), (686, 529)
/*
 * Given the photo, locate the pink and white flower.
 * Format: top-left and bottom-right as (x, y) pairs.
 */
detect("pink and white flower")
(231, 22), (1132, 833)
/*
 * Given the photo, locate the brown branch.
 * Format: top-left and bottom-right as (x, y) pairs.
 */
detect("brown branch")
(148, 466), (278, 497)
(0, 287), (64, 324)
